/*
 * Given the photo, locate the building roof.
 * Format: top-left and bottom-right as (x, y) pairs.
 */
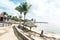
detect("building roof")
(0, 14), (5, 17)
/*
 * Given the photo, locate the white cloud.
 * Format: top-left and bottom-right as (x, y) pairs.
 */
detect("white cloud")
(0, 0), (16, 9)
(27, 0), (49, 22)
(0, 0), (20, 16)
(26, 0), (60, 23)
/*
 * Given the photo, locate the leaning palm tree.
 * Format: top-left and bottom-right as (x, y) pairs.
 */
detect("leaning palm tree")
(15, 5), (23, 22)
(15, 2), (31, 27)
(21, 2), (31, 27)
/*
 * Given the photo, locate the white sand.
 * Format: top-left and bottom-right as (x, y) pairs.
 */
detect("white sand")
(0, 30), (6, 33)
(0, 24), (18, 40)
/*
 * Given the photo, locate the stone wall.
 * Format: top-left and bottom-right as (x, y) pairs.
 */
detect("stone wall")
(13, 26), (32, 40)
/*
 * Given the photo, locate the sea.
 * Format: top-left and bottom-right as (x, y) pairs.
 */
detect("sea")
(0, 22), (60, 35)
(32, 23), (60, 35)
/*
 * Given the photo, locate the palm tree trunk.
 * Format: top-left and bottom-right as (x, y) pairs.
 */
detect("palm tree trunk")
(17, 13), (22, 29)
(20, 13), (22, 24)
(23, 14), (26, 27)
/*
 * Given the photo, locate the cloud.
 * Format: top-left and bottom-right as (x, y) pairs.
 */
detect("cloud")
(26, 0), (49, 22)
(47, 0), (60, 23)
(26, 0), (60, 23)
(0, 0), (20, 16)
(0, 0), (16, 9)
(1, 0), (60, 25)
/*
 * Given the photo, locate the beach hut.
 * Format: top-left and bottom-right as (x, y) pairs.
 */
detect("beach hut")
(0, 14), (7, 22)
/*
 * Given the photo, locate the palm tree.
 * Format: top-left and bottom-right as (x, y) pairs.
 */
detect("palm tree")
(15, 5), (23, 22)
(21, 2), (31, 27)
(2, 12), (8, 16)
(15, 2), (31, 27)
(19, 16), (22, 22)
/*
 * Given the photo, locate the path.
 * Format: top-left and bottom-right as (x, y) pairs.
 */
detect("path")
(0, 24), (18, 40)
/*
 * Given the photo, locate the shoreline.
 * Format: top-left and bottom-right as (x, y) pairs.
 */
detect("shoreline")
(22, 25), (60, 40)
(14, 23), (60, 40)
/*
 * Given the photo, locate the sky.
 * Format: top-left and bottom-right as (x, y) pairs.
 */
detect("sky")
(0, 0), (25, 16)
(26, 0), (60, 26)
(0, 0), (60, 26)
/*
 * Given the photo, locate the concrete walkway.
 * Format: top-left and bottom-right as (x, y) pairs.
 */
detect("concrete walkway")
(0, 25), (18, 40)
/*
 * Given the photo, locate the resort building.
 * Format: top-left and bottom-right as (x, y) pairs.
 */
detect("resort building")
(0, 14), (7, 22)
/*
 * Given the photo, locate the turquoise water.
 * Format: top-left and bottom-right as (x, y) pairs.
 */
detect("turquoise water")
(35, 23), (60, 34)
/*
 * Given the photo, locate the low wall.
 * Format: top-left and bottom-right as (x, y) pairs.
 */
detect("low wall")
(13, 26), (32, 40)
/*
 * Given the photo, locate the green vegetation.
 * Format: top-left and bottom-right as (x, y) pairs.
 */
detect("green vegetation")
(2, 12), (8, 16)
(8, 15), (12, 20)
(1, 2), (31, 22)
(21, 2), (31, 23)
(11, 16), (19, 21)
(15, 2), (37, 32)
(15, 4), (23, 22)
(2, 12), (12, 20)
(1, 12), (20, 21)
(15, 2), (31, 28)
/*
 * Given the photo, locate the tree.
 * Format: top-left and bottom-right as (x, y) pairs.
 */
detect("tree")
(2, 12), (8, 16)
(7, 15), (12, 20)
(15, 2), (31, 28)
(15, 5), (23, 15)
(19, 16), (22, 22)
(22, 2), (31, 20)
(11, 16), (19, 21)
(21, 2), (31, 27)
(15, 5), (23, 22)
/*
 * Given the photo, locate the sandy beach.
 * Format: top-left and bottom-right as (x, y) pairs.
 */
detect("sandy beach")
(20, 25), (60, 40)
(0, 24), (18, 40)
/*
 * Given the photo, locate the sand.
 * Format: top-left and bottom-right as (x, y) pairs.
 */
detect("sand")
(0, 24), (18, 40)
